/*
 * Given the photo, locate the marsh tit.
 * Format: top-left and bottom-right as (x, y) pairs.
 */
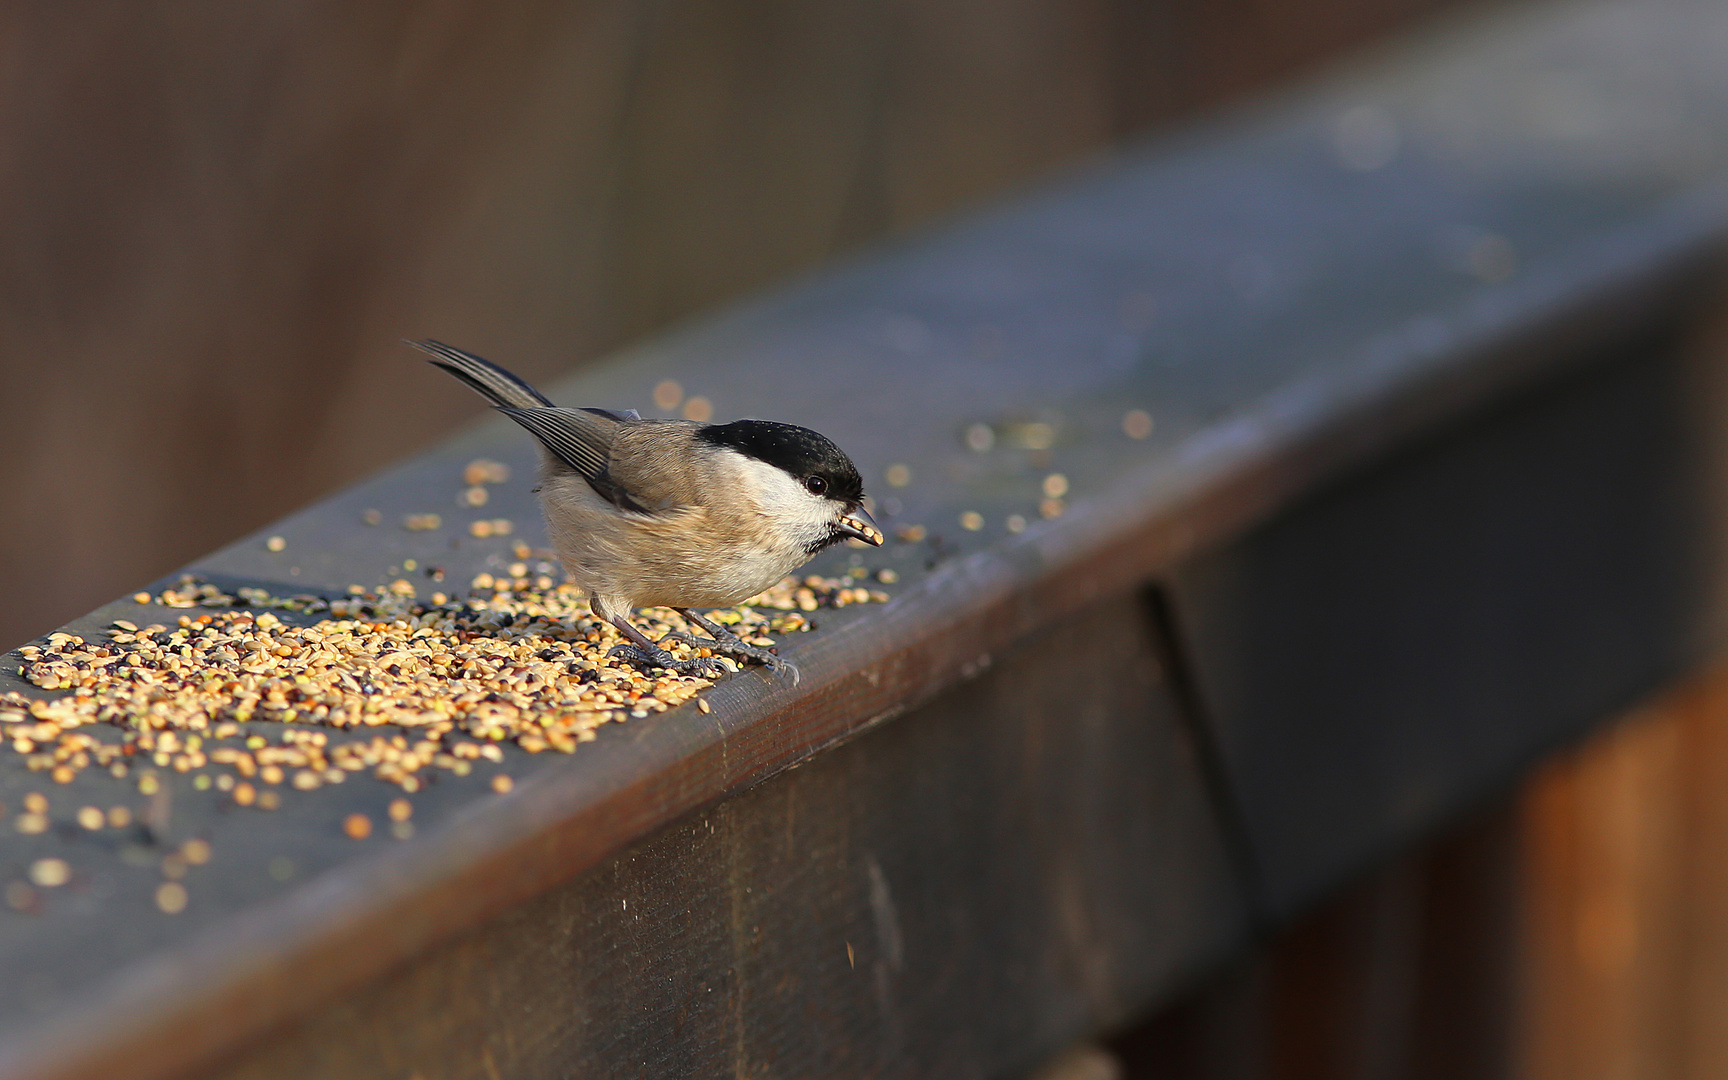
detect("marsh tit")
(410, 340), (882, 682)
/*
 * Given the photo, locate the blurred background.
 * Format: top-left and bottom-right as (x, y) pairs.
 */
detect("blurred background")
(10, 0), (1726, 1076)
(0, 0), (1464, 653)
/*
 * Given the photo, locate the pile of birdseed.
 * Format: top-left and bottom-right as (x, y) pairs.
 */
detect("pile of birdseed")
(1, 570), (889, 807)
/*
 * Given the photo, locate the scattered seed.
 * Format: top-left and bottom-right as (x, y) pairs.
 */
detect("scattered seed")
(1009, 421), (1056, 450)
(697, 698), (712, 714)
(404, 513), (442, 531)
(388, 798), (413, 823)
(0, 572), (887, 817)
(491, 775), (513, 794)
(1042, 474), (1069, 499)
(344, 813), (372, 840)
(1040, 498), (1066, 519)
(29, 859), (69, 888)
(133, 592), (153, 604)
(877, 569), (899, 584)
(362, 509), (383, 526)
(461, 486), (489, 507)
(463, 459), (510, 486)
(959, 511), (984, 531)
(652, 380), (683, 411)
(76, 806), (104, 831)
(885, 464), (912, 488)
(266, 536), (287, 553)
(156, 882), (188, 914)
(182, 839), (211, 865)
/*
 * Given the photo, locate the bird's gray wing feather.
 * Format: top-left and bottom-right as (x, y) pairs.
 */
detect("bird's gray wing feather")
(601, 421), (713, 513)
(408, 339), (554, 409)
(495, 406), (649, 513)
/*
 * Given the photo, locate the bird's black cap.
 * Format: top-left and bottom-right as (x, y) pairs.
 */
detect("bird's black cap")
(699, 420), (864, 504)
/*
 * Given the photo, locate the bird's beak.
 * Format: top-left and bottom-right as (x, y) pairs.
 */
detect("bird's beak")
(837, 506), (884, 546)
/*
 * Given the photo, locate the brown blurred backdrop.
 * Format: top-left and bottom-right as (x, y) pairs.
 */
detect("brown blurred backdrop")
(0, 0), (1464, 651)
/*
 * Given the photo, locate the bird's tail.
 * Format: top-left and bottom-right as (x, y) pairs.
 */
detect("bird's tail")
(407, 339), (553, 409)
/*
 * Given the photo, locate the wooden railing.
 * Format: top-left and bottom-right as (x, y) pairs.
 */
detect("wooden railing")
(5, 0), (1728, 1076)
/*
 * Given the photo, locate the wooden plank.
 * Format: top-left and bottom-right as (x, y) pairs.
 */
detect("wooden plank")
(1515, 651), (1728, 1080)
(1165, 334), (1711, 917)
(197, 595), (1245, 1080)
(1110, 799), (1519, 1080)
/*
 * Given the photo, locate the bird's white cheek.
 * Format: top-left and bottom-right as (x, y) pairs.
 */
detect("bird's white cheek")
(729, 457), (839, 546)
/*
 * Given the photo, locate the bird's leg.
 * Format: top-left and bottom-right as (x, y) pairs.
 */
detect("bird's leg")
(664, 609), (799, 686)
(606, 614), (730, 678)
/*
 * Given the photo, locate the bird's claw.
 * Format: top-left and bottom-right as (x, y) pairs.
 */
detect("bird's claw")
(606, 642), (731, 679)
(659, 631), (799, 686)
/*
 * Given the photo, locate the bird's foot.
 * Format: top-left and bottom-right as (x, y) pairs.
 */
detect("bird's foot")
(606, 642), (731, 679)
(660, 628), (800, 686)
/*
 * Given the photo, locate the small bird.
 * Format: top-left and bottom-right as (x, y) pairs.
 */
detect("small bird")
(411, 340), (882, 681)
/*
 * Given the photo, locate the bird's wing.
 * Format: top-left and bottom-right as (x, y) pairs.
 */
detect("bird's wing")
(600, 421), (716, 514)
(495, 407), (650, 512)
(408, 339), (554, 409)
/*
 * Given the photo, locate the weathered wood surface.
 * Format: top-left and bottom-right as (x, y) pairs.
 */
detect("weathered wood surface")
(205, 596), (1244, 1080)
(1170, 331), (1710, 919)
(3, 0), (1728, 1076)
(1112, 799), (1522, 1080)
(1517, 650), (1728, 1080)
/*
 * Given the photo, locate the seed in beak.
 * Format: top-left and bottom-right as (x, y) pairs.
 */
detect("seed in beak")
(839, 507), (884, 546)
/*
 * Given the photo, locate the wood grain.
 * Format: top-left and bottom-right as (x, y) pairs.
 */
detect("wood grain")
(198, 595), (1245, 1080)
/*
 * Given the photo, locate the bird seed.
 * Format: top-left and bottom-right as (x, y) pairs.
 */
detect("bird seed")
(1, 571), (887, 817)
(155, 882), (188, 914)
(29, 859), (69, 888)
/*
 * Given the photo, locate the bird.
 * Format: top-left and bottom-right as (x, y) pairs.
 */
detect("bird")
(410, 339), (882, 682)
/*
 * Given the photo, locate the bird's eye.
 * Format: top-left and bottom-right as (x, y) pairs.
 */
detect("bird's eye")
(804, 475), (828, 496)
